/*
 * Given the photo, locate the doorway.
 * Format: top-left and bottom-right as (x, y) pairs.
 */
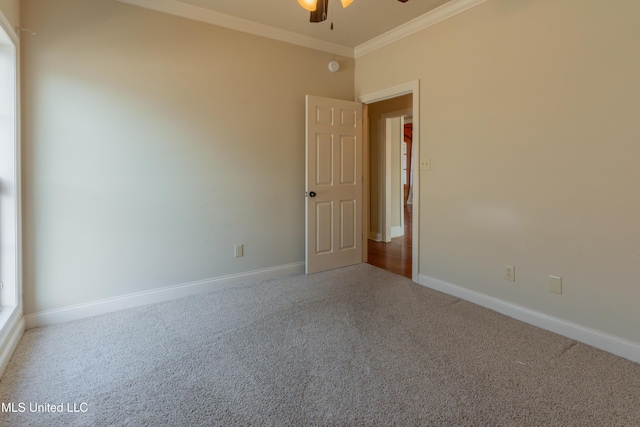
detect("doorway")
(358, 81), (419, 281)
(366, 106), (413, 278)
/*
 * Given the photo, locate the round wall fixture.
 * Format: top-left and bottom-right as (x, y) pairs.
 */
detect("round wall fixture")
(328, 60), (340, 73)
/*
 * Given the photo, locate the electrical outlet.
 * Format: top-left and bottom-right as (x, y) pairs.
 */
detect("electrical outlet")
(548, 275), (562, 294)
(234, 244), (244, 258)
(504, 265), (515, 282)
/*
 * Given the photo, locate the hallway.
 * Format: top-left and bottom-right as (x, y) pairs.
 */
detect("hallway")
(367, 205), (412, 278)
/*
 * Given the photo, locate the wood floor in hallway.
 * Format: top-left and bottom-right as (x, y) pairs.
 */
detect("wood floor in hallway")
(367, 205), (412, 279)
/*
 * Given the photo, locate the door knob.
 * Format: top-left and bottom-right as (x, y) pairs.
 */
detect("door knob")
(309, 191), (316, 197)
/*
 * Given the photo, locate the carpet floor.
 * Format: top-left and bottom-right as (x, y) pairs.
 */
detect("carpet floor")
(1, 264), (639, 426)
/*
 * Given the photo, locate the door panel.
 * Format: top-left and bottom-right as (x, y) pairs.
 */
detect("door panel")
(316, 134), (333, 185)
(340, 200), (356, 250)
(340, 136), (356, 184)
(316, 201), (333, 254)
(306, 95), (363, 274)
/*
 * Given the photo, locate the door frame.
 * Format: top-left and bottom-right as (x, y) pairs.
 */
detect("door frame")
(358, 80), (420, 282)
(381, 109), (412, 243)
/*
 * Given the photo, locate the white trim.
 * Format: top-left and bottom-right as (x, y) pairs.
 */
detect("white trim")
(358, 81), (416, 104)
(0, 8), (18, 45)
(355, 0), (487, 58)
(369, 232), (382, 242)
(116, 0), (486, 59)
(390, 226), (404, 238)
(116, 0), (353, 57)
(419, 274), (640, 365)
(0, 308), (24, 378)
(0, 10), (22, 380)
(358, 80), (420, 283)
(25, 262), (305, 329)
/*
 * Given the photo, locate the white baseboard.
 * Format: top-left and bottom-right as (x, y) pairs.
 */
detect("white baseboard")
(419, 274), (640, 365)
(390, 226), (404, 238)
(0, 307), (25, 378)
(25, 262), (306, 329)
(369, 232), (382, 242)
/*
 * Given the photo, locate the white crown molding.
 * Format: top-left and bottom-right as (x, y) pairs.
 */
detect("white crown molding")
(117, 0), (354, 57)
(419, 274), (640, 365)
(354, 0), (488, 58)
(117, 0), (487, 59)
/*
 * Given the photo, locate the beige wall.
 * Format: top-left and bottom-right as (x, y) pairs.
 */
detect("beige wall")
(356, 0), (640, 343)
(21, 0), (354, 314)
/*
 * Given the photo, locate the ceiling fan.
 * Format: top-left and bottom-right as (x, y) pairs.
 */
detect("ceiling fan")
(299, 0), (409, 23)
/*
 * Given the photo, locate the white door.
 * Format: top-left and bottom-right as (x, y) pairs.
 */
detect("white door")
(305, 95), (363, 274)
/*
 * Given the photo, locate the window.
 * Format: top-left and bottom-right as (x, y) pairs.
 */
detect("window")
(0, 20), (19, 328)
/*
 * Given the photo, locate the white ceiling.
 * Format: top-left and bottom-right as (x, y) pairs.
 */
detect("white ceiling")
(120, 0), (486, 57)
(176, 0), (453, 48)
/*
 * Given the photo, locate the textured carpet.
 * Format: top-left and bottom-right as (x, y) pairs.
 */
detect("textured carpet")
(1, 264), (639, 426)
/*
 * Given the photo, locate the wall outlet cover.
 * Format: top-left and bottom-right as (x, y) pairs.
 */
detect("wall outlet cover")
(504, 265), (515, 282)
(234, 244), (244, 258)
(549, 275), (562, 294)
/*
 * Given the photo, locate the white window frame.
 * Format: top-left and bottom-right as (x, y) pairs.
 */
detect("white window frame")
(0, 11), (23, 377)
